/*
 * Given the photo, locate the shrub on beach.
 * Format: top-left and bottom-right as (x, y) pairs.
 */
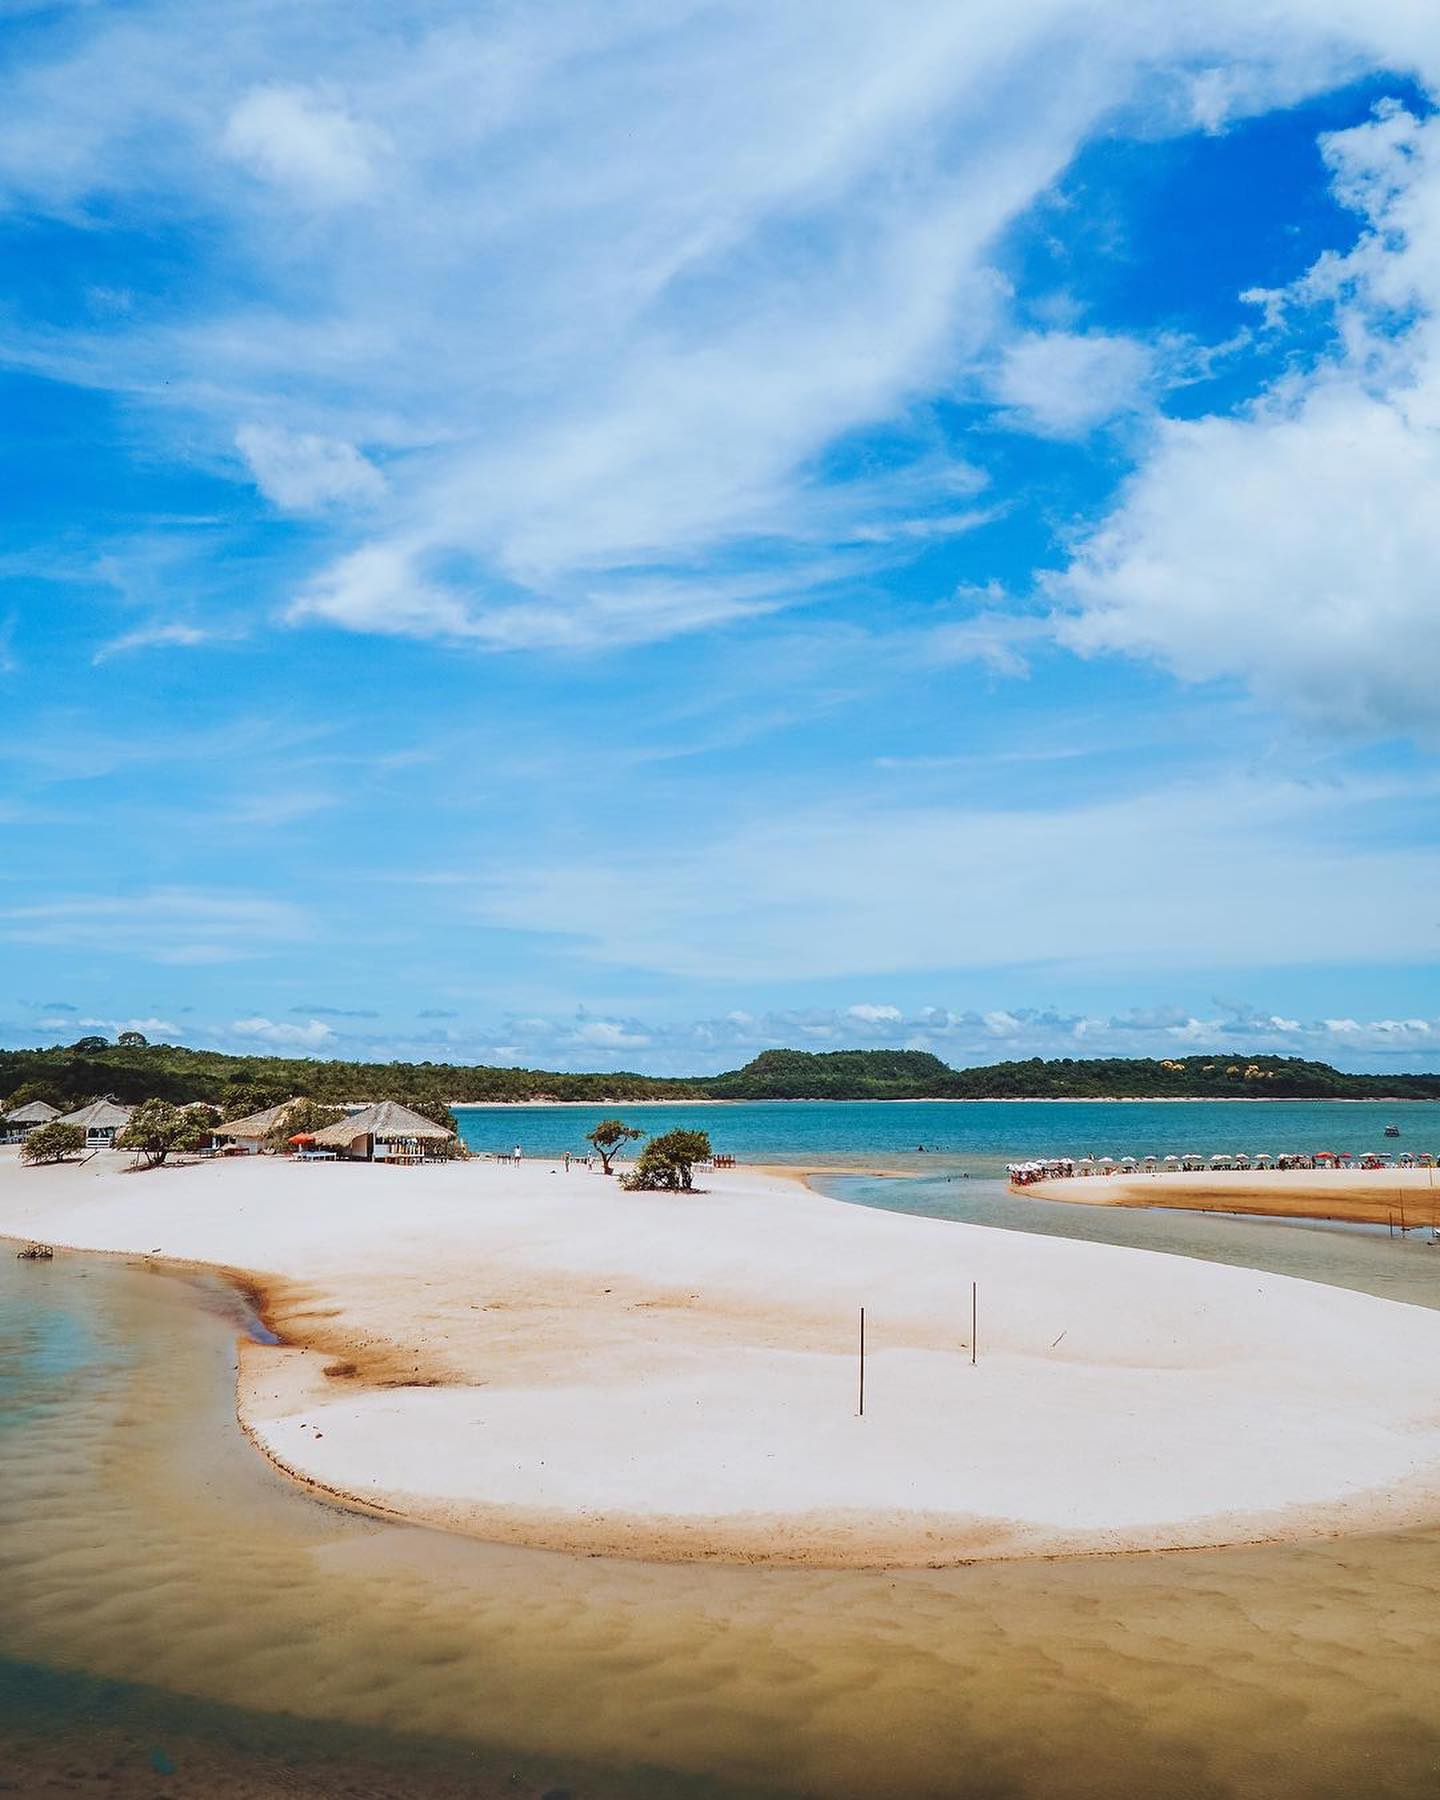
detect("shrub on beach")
(621, 1128), (712, 1192)
(20, 1122), (86, 1165)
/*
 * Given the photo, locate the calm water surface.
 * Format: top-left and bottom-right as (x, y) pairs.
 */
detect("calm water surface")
(456, 1096), (1439, 1171)
(4, 1147), (1440, 1795)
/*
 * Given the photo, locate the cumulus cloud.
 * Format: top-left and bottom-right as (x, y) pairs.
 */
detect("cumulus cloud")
(991, 331), (1152, 435)
(568, 1019), (652, 1051)
(231, 1015), (336, 1047)
(184, 999), (1440, 1074)
(222, 83), (383, 203)
(61, 1014), (178, 1039)
(1061, 101), (1440, 736)
(236, 424), (385, 513)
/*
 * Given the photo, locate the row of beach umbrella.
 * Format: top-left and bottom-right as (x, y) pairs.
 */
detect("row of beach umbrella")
(1009, 1150), (1436, 1177)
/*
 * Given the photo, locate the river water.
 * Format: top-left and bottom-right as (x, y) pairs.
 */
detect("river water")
(3, 1174), (1440, 1795)
(455, 1096), (1438, 1173)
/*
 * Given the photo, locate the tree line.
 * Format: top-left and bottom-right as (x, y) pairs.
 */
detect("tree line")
(5, 1037), (1437, 1113)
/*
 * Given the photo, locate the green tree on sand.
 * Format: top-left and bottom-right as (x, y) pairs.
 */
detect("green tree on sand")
(586, 1117), (645, 1175)
(622, 1128), (712, 1191)
(116, 1099), (220, 1168)
(20, 1122), (86, 1165)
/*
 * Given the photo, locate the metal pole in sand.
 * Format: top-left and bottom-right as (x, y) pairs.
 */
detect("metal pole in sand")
(858, 1306), (866, 1416)
(971, 1281), (977, 1366)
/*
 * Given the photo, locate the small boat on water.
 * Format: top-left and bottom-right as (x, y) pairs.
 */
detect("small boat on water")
(1385, 1123), (1401, 1138)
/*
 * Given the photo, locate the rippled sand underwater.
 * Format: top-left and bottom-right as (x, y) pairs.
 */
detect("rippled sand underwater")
(3, 1250), (1440, 1799)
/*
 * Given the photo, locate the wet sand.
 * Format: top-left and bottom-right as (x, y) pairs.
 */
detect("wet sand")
(7, 1149), (1440, 1565)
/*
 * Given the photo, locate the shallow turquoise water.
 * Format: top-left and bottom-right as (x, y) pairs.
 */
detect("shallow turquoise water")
(825, 1174), (1440, 1309)
(457, 1096), (1438, 1168)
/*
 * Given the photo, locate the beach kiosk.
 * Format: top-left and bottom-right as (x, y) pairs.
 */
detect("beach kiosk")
(306, 1099), (455, 1164)
(54, 1098), (133, 1150)
(211, 1098), (308, 1155)
(2, 1100), (59, 1143)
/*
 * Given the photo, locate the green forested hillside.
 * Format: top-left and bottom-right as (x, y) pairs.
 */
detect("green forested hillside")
(0, 1041), (702, 1114)
(706, 1048), (956, 1099)
(939, 1054), (1440, 1101)
(2, 1039), (1438, 1112)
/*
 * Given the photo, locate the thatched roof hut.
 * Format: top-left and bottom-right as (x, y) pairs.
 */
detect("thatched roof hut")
(213, 1098), (307, 1143)
(56, 1099), (133, 1131)
(309, 1100), (454, 1160)
(4, 1101), (59, 1126)
(55, 1098), (133, 1144)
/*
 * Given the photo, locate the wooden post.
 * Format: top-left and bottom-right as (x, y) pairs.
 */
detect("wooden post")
(858, 1306), (866, 1416)
(971, 1281), (977, 1366)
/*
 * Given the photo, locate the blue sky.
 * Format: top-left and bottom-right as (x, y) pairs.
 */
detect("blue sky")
(2, 2), (1439, 1074)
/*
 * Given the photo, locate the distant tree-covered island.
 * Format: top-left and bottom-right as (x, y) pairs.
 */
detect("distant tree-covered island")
(2, 1039), (1438, 1114)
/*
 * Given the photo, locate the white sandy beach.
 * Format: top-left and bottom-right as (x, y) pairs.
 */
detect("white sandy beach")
(5, 1147), (1440, 1566)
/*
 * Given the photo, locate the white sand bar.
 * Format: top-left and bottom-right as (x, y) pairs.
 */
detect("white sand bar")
(1028, 1165), (1440, 1225)
(5, 1148), (1440, 1566)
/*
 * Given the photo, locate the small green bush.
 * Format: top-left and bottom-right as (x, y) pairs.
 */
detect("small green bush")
(621, 1128), (711, 1191)
(20, 1122), (86, 1165)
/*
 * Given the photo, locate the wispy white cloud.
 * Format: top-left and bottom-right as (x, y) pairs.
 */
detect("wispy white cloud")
(462, 770), (1440, 982)
(0, 888), (311, 964)
(5, 1), (1433, 660)
(92, 621), (219, 662)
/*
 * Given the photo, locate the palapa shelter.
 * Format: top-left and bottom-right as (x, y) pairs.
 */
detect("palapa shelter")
(308, 1099), (454, 1164)
(212, 1098), (308, 1155)
(55, 1098), (133, 1149)
(2, 1100), (60, 1143)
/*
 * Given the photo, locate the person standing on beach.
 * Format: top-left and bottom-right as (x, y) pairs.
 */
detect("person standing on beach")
(514, 1144), (522, 1164)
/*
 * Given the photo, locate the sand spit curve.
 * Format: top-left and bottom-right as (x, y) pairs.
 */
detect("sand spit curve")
(5, 1148), (1440, 1566)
